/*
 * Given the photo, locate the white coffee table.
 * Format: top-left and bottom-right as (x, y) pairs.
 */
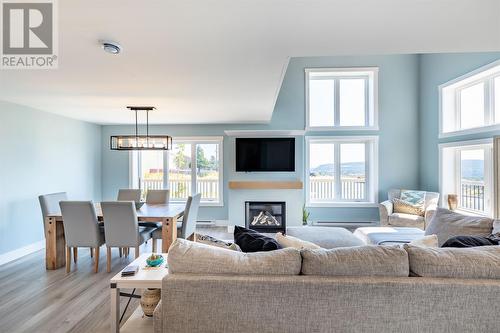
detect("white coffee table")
(110, 253), (169, 333)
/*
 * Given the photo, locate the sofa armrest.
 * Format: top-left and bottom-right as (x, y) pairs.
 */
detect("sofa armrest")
(424, 204), (438, 227)
(379, 200), (393, 226)
(153, 300), (162, 333)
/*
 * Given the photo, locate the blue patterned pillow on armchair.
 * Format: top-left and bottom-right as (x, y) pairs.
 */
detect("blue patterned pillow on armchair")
(400, 190), (426, 207)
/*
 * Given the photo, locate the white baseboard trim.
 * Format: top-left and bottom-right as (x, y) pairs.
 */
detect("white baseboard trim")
(0, 240), (45, 267)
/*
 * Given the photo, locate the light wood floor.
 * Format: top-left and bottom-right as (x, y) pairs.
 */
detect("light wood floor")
(0, 227), (230, 333)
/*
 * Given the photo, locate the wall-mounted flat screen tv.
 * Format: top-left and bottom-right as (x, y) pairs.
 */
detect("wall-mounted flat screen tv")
(235, 137), (295, 172)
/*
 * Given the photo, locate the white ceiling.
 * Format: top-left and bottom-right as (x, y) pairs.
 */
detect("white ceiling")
(1, 0), (500, 125)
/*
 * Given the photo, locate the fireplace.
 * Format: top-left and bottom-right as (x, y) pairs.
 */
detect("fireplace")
(245, 201), (286, 233)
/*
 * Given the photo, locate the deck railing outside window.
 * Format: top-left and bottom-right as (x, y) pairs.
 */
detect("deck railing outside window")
(142, 178), (219, 201)
(460, 180), (485, 212)
(310, 177), (365, 201)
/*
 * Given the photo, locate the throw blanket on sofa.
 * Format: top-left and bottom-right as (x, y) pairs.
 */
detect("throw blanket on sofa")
(442, 234), (500, 248)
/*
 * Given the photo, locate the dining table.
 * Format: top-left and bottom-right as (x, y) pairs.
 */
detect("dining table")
(44, 202), (185, 270)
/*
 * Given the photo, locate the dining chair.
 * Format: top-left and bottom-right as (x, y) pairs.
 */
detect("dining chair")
(146, 189), (170, 204)
(59, 201), (105, 273)
(39, 192), (81, 257)
(151, 193), (201, 252)
(117, 189), (141, 202)
(39, 192), (67, 232)
(101, 201), (157, 272)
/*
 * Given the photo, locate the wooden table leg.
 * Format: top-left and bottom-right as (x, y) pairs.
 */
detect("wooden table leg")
(162, 217), (177, 253)
(110, 284), (120, 333)
(45, 217), (66, 270)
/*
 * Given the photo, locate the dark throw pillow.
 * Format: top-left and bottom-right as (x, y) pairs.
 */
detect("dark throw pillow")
(234, 226), (281, 252)
(441, 235), (499, 248)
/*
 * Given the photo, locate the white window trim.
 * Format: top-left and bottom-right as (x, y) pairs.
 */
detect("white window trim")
(438, 138), (493, 217)
(439, 59), (500, 138)
(129, 136), (224, 207)
(305, 67), (379, 131)
(305, 135), (379, 208)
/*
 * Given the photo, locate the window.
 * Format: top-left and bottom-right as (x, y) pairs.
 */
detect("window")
(439, 139), (493, 216)
(440, 60), (500, 137)
(130, 150), (165, 200)
(306, 136), (378, 206)
(306, 68), (378, 130)
(131, 137), (223, 205)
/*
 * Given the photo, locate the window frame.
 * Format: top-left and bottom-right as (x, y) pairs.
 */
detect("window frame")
(129, 136), (224, 207)
(305, 135), (379, 207)
(439, 138), (493, 217)
(305, 67), (379, 131)
(439, 59), (500, 138)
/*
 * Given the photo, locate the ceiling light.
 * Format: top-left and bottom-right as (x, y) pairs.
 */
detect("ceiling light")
(110, 106), (172, 151)
(101, 41), (121, 54)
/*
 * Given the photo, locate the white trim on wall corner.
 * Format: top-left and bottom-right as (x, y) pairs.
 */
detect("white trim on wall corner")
(0, 240), (45, 267)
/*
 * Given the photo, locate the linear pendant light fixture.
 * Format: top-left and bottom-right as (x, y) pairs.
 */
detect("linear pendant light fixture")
(110, 106), (172, 150)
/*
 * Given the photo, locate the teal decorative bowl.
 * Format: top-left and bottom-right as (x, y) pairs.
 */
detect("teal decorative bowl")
(135, 202), (145, 210)
(146, 255), (164, 267)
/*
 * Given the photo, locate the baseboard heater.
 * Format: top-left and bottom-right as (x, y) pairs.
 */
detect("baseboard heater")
(314, 221), (376, 225)
(196, 220), (216, 226)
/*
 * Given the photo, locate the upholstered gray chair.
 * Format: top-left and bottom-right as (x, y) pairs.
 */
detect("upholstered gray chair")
(379, 189), (440, 230)
(146, 189), (170, 204)
(101, 201), (157, 272)
(152, 193), (201, 252)
(38, 192), (78, 259)
(59, 201), (105, 273)
(117, 189), (141, 202)
(39, 192), (67, 233)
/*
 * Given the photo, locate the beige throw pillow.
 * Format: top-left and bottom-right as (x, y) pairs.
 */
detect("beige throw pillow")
(408, 235), (438, 248)
(425, 208), (493, 246)
(275, 232), (321, 250)
(393, 198), (424, 216)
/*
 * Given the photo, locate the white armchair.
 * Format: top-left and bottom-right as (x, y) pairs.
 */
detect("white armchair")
(379, 189), (439, 230)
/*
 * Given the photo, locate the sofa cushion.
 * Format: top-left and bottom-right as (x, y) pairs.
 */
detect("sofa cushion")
(425, 208), (493, 246)
(301, 245), (409, 277)
(167, 239), (301, 275)
(234, 226), (281, 252)
(286, 227), (364, 249)
(275, 232), (321, 250)
(405, 244), (500, 279)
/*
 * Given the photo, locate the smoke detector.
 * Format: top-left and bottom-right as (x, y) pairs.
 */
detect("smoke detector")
(101, 41), (121, 54)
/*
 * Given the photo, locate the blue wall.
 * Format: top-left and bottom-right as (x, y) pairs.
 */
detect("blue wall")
(0, 102), (102, 255)
(418, 52), (500, 191)
(101, 54), (421, 223)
